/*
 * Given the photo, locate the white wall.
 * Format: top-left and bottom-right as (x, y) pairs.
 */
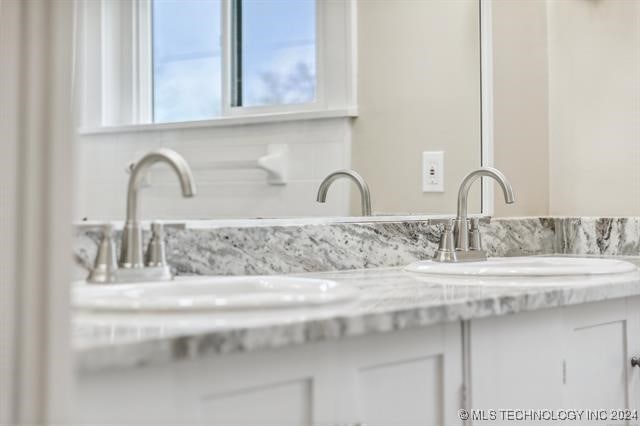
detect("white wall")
(1, 0), (75, 422)
(76, 119), (352, 221)
(547, 0), (640, 215)
(0, 0), (20, 421)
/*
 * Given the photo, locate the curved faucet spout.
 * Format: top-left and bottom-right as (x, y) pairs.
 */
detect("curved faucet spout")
(121, 148), (196, 268)
(457, 167), (514, 221)
(455, 167), (514, 252)
(316, 169), (372, 216)
(126, 148), (196, 223)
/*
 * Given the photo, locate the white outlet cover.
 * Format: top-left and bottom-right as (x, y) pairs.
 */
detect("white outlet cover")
(422, 151), (444, 192)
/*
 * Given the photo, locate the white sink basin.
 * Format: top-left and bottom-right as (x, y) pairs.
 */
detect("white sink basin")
(74, 276), (357, 312)
(406, 256), (638, 278)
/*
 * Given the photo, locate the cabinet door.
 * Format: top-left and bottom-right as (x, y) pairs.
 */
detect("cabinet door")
(628, 296), (640, 412)
(338, 323), (463, 426)
(470, 308), (565, 425)
(562, 297), (640, 419)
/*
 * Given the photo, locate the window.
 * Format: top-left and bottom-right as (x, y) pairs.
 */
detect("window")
(80, 0), (354, 129)
(232, 0), (316, 108)
(152, 0), (317, 124)
(152, 0), (223, 123)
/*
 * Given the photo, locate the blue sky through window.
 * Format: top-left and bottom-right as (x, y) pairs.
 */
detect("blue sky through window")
(153, 0), (316, 123)
(241, 0), (316, 106)
(153, 0), (222, 123)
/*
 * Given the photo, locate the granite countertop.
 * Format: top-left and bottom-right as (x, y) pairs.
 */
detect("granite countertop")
(75, 257), (640, 374)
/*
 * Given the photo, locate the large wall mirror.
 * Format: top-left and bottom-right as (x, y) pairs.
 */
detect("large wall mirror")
(74, 0), (490, 221)
(74, 0), (640, 221)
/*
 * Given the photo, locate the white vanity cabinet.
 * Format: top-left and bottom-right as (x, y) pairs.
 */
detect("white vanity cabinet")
(470, 296), (640, 425)
(76, 323), (463, 426)
(77, 296), (640, 425)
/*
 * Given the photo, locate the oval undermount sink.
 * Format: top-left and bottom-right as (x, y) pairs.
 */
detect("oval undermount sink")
(406, 256), (638, 278)
(74, 276), (357, 312)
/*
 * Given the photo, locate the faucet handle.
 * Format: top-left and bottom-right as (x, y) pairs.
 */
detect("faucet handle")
(146, 221), (168, 268)
(468, 217), (482, 251)
(433, 219), (457, 263)
(145, 221), (173, 281)
(87, 224), (118, 284)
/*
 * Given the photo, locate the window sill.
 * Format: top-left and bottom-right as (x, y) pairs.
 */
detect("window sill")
(78, 108), (359, 135)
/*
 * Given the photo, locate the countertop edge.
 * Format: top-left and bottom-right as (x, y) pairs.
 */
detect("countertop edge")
(75, 270), (640, 374)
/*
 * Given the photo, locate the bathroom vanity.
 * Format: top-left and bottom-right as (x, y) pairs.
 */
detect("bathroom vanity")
(74, 268), (640, 426)
(73, 217), (640, 426)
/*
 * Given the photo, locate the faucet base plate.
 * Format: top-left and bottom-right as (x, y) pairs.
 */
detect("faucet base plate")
(432, 250), (458, 263)
(453, 250), (487, 263)
(432, 249), (488, 263)
(89, 265), (172, 285)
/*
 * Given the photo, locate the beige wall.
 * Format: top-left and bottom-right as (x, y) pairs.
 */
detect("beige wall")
(547, 0), (640, 215)
(492, 0), (550, 217)
(352, 0), (481, 215)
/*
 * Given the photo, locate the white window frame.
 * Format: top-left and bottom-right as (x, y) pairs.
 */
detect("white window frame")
(132, 0), (153, 123)
(78, 0), (357, 133)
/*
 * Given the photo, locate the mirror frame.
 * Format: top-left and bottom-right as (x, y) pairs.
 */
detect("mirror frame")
(479, 0), (495, 217)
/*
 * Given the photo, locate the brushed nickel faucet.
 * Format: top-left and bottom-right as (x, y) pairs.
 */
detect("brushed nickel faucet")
(434, 167), (514, 262)
(88, 148), (196, 283)
(316, 169), (372, 216)
(120, 148), (196, 268)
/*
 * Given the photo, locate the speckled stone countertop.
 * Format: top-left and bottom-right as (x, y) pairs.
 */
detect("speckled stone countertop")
(75, 256), (640, 374)
(74, 216), (640, 280)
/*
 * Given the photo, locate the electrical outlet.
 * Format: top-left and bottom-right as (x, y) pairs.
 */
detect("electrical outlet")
(422, 151), (444, 192)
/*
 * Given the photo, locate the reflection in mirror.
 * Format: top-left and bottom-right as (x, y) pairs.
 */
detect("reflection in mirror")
(152, 0), (223, 122)
(234, 0), (317, 107)
(317, 170), (372, 217)
(74, 0), (483, 221)
(75, 0), (640, 221)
